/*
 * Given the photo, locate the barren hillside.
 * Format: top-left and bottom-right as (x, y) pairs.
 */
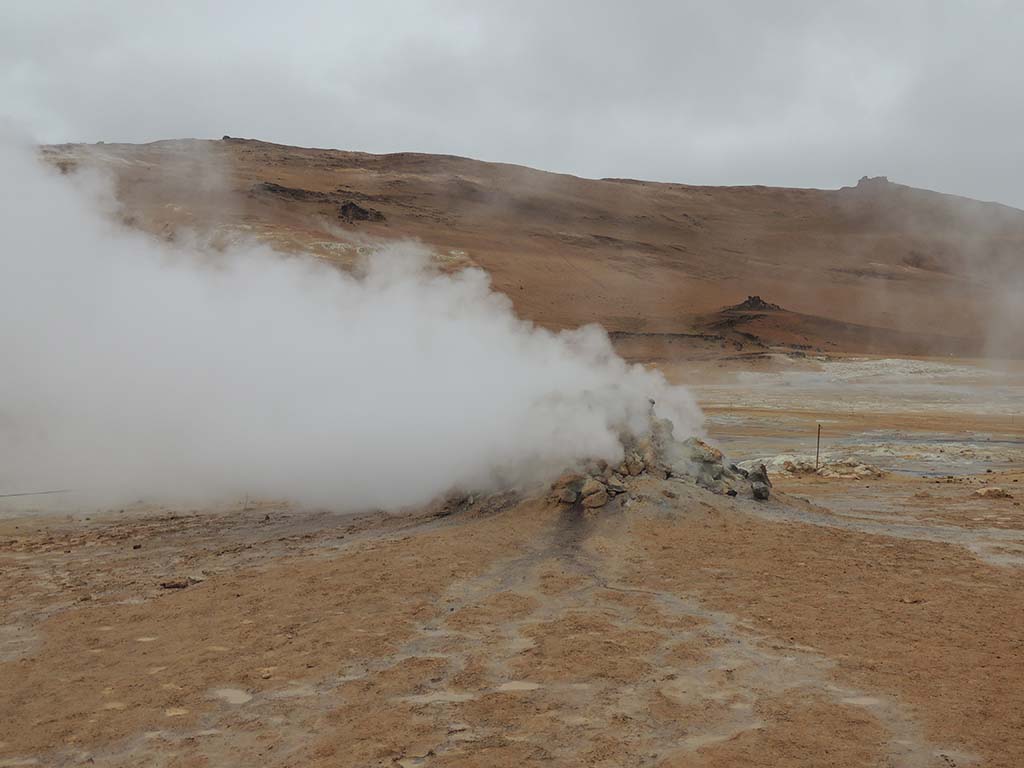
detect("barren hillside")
(43, 138), (1024, 358)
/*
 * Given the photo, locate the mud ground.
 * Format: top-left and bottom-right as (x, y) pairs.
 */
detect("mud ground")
(2, 354), (1023, 767)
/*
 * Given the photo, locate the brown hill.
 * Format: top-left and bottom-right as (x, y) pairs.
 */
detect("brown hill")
(42, 139), (1024, 357)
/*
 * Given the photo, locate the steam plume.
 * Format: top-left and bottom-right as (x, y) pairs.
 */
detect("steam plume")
(0, 137), (701, 509)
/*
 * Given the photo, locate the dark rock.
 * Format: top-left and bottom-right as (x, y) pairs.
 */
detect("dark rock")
(752, 482), (770, 501)
(159, 578), (193, 590)
(747, 463), (772, 487)
(250, 181), (332, 202)
(339, 201), (385, 223)
(727, 296), (783, 312)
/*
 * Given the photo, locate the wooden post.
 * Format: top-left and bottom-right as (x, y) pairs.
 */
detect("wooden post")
(815, 424), (822, 470)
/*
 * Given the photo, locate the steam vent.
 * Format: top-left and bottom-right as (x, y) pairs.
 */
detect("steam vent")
(7, 9), (1024, 762)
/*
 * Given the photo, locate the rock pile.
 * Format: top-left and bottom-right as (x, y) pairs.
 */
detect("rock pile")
(551, 408), (772, 507)
(550, 464), (630, 509)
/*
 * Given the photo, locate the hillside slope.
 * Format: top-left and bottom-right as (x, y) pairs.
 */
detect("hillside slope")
(43, 138), (1024, 356)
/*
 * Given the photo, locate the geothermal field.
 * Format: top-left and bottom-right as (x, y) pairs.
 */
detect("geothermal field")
(2, 139), (1024, 768)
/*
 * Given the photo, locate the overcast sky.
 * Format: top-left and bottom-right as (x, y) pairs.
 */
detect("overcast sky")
(3, 1), (1022, 207)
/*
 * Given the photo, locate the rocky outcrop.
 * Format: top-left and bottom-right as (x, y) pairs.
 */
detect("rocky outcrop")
(248, 182), (387, 224)
(550, 470), (624, 509)
(726, 296), (783, 312)
(745, 463), (772, 500)
(339, 201), (385, 223)
(250, 181), (333, 202)
(551, 408), (772, 506)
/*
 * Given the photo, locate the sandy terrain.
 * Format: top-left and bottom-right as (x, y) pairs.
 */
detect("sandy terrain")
(3, 141), (1023, 766)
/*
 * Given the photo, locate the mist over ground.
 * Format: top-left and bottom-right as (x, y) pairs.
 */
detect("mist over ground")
(0, 137), (701, 508)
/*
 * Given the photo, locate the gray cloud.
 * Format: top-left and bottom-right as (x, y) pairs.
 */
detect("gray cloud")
(2, 0), (1022, 206)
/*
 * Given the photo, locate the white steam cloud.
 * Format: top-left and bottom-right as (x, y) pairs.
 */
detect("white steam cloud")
(0, 136), (701, 509)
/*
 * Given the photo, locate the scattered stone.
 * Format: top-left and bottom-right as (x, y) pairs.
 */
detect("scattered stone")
(579, 478), (605, 498)
(555, 487), (578, 504)
(581, 490), (609, 508)
(550, 473), (586, 504)
(638, 439), (659, 469)
(625, 455), (645, 476)
(751, 482), (771, 501)
(746, 463), (772, 488)
(605, 475), (627, 494)
(552, 472), (584, 489)
(625, 408), (764, 497)
(668, 436), (732, 490)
